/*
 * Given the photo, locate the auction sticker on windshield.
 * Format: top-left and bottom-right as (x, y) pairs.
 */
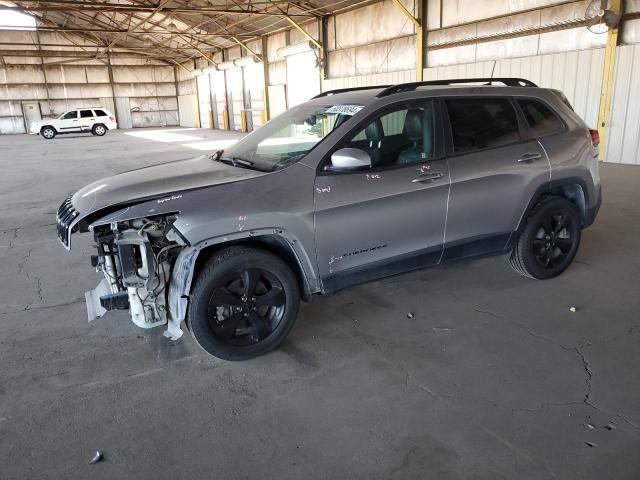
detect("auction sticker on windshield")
(325, 105), (364, 115)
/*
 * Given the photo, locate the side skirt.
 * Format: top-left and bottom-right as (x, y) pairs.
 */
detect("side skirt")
(320, 233), (513, 294)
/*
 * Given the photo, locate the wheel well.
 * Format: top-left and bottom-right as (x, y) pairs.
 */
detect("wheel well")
(40, 125), (56, 132)
(191, 236), (311, 301)
(543, 183), (586, 222)
(518, 182), (588, 234)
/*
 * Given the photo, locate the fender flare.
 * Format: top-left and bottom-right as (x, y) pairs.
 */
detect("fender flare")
(166, 228), (320, 337)
(515, 176), (592, 233)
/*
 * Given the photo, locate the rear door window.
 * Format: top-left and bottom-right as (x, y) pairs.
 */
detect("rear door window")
(80, 109), (94, 118)
(445, 98), (521, 153)
(517, 99), (563, 137)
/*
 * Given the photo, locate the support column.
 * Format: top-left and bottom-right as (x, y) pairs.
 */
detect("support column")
(597, 0), (623, 161)
(261, 35), (270, 123)
(107, 52), (120, 122)
(35, 31), (51, 115)
(391, 0), (422, 81)
(320, 16), (329, 88)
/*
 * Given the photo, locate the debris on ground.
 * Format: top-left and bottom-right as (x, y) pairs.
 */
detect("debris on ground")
(406, 312), (415, 319)
(89, 451), (103, 464)
(605, 423), (617, 430)
(584, 441), (598, 448)
(569, 307), (577, 313)
(586, 423), (595, 429)
(432, 327), (454, 332)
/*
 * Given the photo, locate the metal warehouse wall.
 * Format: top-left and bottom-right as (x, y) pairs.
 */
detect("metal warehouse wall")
(170, 0), (640, 164)
(0, 30), (180, 134)
(423, 49), (605, 130)
(606, 44), (640, 165)
(319, 0), (640, 165)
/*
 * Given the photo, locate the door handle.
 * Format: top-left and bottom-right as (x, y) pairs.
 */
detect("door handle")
(517, 153), (543, 163)
(412, 172), (444, 183)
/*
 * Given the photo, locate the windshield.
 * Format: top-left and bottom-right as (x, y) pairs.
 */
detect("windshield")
(220, 102), (364, 171)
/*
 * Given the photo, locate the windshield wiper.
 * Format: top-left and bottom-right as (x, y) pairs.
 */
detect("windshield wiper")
(210, 149), (228, 163)
(211, 149), (258, 169)
(218, 156), (256, 169)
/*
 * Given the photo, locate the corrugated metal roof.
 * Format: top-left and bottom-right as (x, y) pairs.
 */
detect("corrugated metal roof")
(0, 0), (366, 63)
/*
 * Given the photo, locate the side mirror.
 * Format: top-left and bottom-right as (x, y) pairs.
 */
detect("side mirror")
(329, 148), (371, 171)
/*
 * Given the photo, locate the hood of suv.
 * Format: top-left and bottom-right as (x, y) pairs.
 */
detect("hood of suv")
(71, 154), (266, 219)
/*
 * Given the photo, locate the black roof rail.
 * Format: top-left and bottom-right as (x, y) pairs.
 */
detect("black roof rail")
(312, 85), (391, 99)
(376, 77), (538, 98)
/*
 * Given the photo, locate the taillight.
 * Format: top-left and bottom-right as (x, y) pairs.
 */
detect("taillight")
(590, 129), (600, 146)
(109, 116), (115, 121)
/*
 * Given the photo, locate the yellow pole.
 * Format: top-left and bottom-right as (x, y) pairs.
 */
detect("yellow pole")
(597, 0), (622, 161)
(391, 0), (422, 81)
(285, 17), (322, 50)
(222, 109), (229, 130)
(416, 25), (423, 82)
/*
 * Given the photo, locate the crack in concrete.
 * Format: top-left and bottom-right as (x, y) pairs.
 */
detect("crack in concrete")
(0, 297), (84, 317)
(575, 346), (640, 433)
(6, 226), (22, 248)
(333, 310), (561, 480)
(35, 276), (43, 303)
(474, 307), (640, 435)
(16, 248), (33, 276)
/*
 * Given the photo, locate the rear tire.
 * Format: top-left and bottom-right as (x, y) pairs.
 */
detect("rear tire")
(510, 196), (581, 279)
(187, 247), (300, 361)
(41, 126), (56, 139)
(92, 124), (107, 136)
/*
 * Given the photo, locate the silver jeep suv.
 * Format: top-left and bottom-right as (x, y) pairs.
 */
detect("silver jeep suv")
(56, 78), (602, 360)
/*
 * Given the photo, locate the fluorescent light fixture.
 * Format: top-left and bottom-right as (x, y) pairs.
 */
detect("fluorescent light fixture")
(217, 61), (236, 70)
(277, 41), (315, 58)
(235, 56), (259, 67)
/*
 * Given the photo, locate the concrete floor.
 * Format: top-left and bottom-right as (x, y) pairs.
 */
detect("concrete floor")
(1, 128), (639, 480)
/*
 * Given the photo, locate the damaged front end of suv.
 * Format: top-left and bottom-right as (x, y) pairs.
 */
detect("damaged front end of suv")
(58, 195), (189, 340)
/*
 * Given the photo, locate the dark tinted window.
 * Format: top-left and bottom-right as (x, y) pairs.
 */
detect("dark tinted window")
(80, 109), (94, 118)
(61, 111), (77, 120)
(518, 99), (563, 137)
(94, 109), (108, 117)
(446, 98), (520, 153)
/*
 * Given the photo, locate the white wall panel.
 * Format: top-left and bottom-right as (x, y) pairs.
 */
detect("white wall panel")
(606, 44), (640, 165)
(196, 74), (212, 128)
(178, 94), (198, 127)
(0, 117), (25, 134)
(424, 48), (604, 129)
(323, 69), (415, 91)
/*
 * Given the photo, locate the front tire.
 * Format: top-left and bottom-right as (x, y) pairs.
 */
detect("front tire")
(510, 196), (581, 279)
(41, 126), (56, 139)
(187, 247), (300, 361)
(92, 124), (107, 136)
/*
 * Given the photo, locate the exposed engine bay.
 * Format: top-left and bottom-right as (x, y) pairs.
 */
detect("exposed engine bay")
(85, 216), (186, 338)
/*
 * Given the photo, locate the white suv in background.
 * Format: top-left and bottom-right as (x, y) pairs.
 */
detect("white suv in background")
(30, 108), (118, 139)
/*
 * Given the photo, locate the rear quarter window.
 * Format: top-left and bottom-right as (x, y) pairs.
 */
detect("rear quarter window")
(517, 99), (564, 137)
(94, 109), (108, 117)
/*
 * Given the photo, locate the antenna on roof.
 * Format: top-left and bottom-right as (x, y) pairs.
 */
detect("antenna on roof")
(489, 60), (497, 85)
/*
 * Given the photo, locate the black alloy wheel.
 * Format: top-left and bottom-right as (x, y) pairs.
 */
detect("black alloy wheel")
(510, 196), (581, 279)
(207, 269), (286, 346)
(532, 211), (574, 270)
(188, 247), (300, 360)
